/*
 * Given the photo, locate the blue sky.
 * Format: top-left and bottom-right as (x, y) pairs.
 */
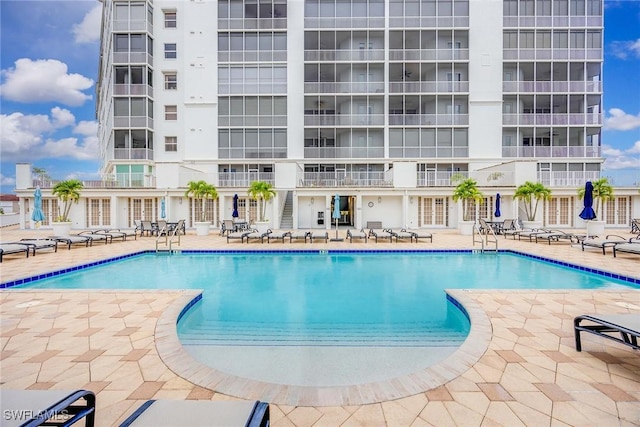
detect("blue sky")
(1, 0), (639, 195)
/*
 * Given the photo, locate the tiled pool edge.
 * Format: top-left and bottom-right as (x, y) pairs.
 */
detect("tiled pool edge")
(2, 249), (638, 289)
(154, 287), (492, 407)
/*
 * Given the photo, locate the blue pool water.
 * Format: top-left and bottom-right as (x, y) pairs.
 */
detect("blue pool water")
(10, 251), (636, 348)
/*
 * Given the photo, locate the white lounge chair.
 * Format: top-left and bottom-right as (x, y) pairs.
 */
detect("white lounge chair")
(0, 389), (96, 427)
(612, 241), (640, 258)
(403, 229), (433, 243)
(574, 314), (640, 352)
(368, 229), (394, 243)
(581, 234), (628, 255)
(0, 243), (30, 262)
(346, 228), (368, 243)
(308, 230), (328, 243)
(17, 238), (58, 255)
(266, 230), (292, 243)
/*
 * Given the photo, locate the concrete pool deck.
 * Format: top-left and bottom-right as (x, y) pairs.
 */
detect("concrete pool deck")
(1, 226), (639, 426)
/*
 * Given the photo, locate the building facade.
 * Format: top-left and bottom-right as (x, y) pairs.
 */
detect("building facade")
(14, 0), (640, 231)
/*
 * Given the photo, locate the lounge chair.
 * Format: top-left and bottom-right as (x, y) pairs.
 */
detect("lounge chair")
(17, 238), (59, 255)
(612, 239), (640, 258)
(0, 243), (30, 262)
(119, 400), (268, 427)
(308, 230), (328, 243)
(48, 235), (92, 249)
(226, 229), (254, 243)
(574, 314), (640, 352)
(346, 228), (368, 243)
(532, 229), (581, 245)
(99, 228), (137, 241)
(368, 229), (394, 243)
(631, 218), (639, 233)
(76, 230), (111, 244)
(390, 229), (414, 242)
(403, 229), (433, 243)
(266, 230), (292, 243)
(290, 230), (310, 242)
(502, 219), (527, 239)
(517, 228), (549, 241)
(581, 234), (628, 255)
(0, 389), (96, 427)
(245, 229), (272, 243)
(140, 220), (157, 237)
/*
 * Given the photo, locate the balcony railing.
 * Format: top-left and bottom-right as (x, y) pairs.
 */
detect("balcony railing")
(388, 81), (469, 93)
(388, 113), (468, 126)
(219, 115), (287, 127)
(388, 16), (469, 28)
(304, 114), (385, 126)
(218, 172), (275, 188)
(218, 50), (287, 62)
(113, 116), (154, 128)
(502, 113), (602, 126)
(31, 173), (156, 189)
(502, 81), (602, 93)
(304, 82), (385, 94)
(538, 171), (601, 187)
(388, 48), (469, 61)
(502, 146), (601, 158)
(113, 84), (153, 97)
(114, 148), (154, 160)
(298, 171), (392, 187)
(503, 15), (602, 28)
(303, 146), (384, 159)
(218, 18), (287, 30)
(304, 17), (385, 29)
(304, 49), (385, 62)
(417, 171), (468, 187)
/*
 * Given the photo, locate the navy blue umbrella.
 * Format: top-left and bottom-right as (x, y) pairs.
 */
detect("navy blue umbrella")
(232, 194), (239, 218)
(332, 194), (341, 239)
(160, 198), (166, 219)
(494, 193), (501, 218)
(579, 181), (597, 220)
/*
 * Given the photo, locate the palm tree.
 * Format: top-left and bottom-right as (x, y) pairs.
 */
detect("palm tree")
(184, 180), (218, 222)
(577, 177), (614, 219)
(247, 181), (276, 221)
(514, 181), (552, 221)
(452, 178), (484, 221)
(52, 179), (84, 222)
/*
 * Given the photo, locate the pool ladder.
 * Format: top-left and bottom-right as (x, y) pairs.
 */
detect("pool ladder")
(472, 221), (498, 253)
(155, 220), (183, 253)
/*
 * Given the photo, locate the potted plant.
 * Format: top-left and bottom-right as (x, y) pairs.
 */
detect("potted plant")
(578, 177), (613, 236)
(248, 181), (276, 234)
(185, 180), (218, 236)
(452, 178), (484, 235)
(513, 181), (552, 228)
(51, 179), (84, 235)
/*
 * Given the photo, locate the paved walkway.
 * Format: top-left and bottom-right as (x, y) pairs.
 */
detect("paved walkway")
(1, 227), (639, 426)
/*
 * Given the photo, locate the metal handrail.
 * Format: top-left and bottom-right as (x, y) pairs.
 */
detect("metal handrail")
(473, 221), (498, 252)
(155, 222), (182, 252)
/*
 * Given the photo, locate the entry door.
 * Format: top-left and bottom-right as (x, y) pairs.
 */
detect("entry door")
(605, 197), (629, 226)
(130, 198), (155, 223)
(87, 199), (111, 227)
(419, 197), (448, 226)
(547, 197), (571, 227)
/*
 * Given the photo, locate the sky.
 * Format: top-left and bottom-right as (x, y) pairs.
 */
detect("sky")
(1, 0), (639, 195)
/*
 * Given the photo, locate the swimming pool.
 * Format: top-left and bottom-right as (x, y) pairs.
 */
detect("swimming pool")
(6, 250), (636, 387)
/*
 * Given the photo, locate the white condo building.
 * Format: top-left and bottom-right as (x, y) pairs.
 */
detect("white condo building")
(14, 0), (640, 231)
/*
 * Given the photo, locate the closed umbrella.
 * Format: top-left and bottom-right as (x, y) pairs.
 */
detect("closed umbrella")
(494, 193), (501, 218)
(160, 198), (166, 219)
(332, 194), (341, 240)
(579, 181), (597, 221)
(232, 194), (239, 218)
(31, 186), (46, 228)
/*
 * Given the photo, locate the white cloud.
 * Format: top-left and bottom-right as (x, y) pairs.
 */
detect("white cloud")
(601, 142), (640, 170)
(0, 173), (16, 186)
(0, 109), (99, 163)
(603, 108), (640, 131)
(73, 4), (102, 44)
(0, 58), (93, 106)
(609, 38), (640, 60)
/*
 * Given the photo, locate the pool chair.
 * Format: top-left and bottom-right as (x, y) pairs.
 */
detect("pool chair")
(140, 220), (157, 237)
(0, 389), (96, 427)
(581, 234), (628, 255)
(226, 229), (254, 243)
(308, 230), (328, 243)
(390, 229), (414, 242)
(517, 228), (550, 241)
(245, 228), (272, 243)
(502, 219), (527, 239)
(97, 228), (137, 241)
(403, 229), (433, 243)
(532, 229), (582, 245)
(574, 314), (640, 352)
(290, 230), (311, 243)
(119, 400), (269, 427)
(612, 238), (640, 258)
(266, 230), (292, 243)
(48, 235), (92, 249)
(76, 230), (111, 244)
(17, 238), (59, 255)
(631, 218), (639, 233)
(346, 228), (368, 243)
(368, 229), (394, 243)
(0, 243), (30, 262)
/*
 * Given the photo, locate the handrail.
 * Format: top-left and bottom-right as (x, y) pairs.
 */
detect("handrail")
(154, 222), (182, 252)
(473, 221), (499, 252)
(155, 224), (168, 252)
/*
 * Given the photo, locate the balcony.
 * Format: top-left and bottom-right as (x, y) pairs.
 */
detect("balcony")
(388, 81), (469, 93)
(219, 115), (287, 127)
(389, 16), (469, 28)
(538, 171), (601, 187)
(114, 148), (154, 160)
(218, 50), (287, 62)
(502, 146), (601, 158)
(113, 84), (153, 97)
(304, 114), (385, 126)
(218, 18), (287, 30)
(32, 173), (156, 189)
(113, 116), (154, 128)
(304, 49), (385, 62)
(304, 82), (385, 94)
(304, 17), (385, 29)
(218, 172), (275, 188)
(298, 171), (392, 187)
(502, 81), (602, 93)
(502, 113), (603, 126)
(388, 113), (468, 126)
(417, 171), (468, 187)
(388, 49), (469, 61)
(303, 146), (384, 159)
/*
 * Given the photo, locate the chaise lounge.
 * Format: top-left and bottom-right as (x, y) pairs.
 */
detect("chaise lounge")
(0, 389), (96, 427)
(612, 239), (640, 258)
(16, 238), (59, 255)
(574, 313), (640, 352)
(346, 228), (368, 243)
(48, 235), (92, 249)
(403, 229), (433, 243)
(368, 229), (394, 243)
(266, 230), (292, 243)
(581, 234), (628, 255)
(0, 243), (30, 262)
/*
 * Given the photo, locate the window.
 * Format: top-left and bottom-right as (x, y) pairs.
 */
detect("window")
(164, 11), (176, 28)
(165, 105), (177, 120)
(164, 73), (177, 90)
(164, 43), (177, 59)
(165, 136), (177, 152)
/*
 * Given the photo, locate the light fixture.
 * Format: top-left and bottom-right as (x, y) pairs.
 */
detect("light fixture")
(378, 196), (382, 203)
(179, 198), (182, 205)
(310, 197), (315, 204)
